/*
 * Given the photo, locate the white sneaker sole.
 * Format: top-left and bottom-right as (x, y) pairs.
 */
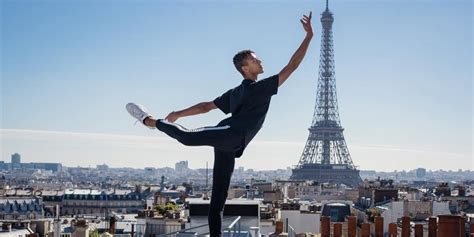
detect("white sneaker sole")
(126, 103), (155, 129)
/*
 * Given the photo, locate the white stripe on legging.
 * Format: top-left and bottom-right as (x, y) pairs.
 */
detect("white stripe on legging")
(160, 120), (231, 133)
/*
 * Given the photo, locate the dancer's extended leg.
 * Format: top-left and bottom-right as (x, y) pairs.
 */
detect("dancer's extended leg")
(150, 118), (243, 153)
(126, 103), (243, 152)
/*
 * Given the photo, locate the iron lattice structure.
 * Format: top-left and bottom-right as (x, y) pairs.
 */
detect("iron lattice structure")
(290, 1), (362, 187)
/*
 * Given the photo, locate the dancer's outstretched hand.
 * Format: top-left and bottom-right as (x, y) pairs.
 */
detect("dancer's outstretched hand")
(300, 11), (313, 37)
(165, 112), (179, 123)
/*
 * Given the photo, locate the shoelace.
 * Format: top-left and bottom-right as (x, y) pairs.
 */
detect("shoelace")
(128, 106), (154, 129)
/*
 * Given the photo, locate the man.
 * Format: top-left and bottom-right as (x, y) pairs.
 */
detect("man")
(126, 12), (313, 237)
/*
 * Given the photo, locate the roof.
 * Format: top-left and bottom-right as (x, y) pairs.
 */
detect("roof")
(64, 189), (93, 195)
(41, 190), (65, 196)
(0, 198), (38, 204)
(97, 221), (134, 233)
(464, 204), (474, 213)
(63, 189), (133, 195)
(0, 198), (42, 213)
(4, 190), (32, 196)
(161, 190), (180, 194)
(0, 229), (32, 236)
(325, 203), (349, 207)
(187, 198), (260, 205)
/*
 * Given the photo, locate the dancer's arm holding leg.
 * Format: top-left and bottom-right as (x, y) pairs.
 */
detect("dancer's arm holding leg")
(165, 102), (217, 122)
(278, 12), (313, 87)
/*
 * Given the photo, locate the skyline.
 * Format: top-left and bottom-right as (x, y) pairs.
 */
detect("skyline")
(1, 141), (473, 174)
(1, 0), (472, 171)
(1, 128), (470, 171)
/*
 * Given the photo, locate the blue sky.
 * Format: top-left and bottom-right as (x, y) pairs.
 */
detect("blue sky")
(1, 0), (472, 171)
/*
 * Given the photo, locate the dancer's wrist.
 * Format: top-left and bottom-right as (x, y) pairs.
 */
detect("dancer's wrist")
(173, 111), (181, 118)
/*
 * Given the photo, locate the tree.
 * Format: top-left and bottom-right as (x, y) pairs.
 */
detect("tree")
(154, 202), (179, 215)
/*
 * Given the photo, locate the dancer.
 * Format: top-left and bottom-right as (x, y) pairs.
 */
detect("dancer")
(126, 12), (313, 237)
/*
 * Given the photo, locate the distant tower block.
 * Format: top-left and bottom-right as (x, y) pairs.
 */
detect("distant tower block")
(290, 1), (362, 187)
(11, 153), (21, 169)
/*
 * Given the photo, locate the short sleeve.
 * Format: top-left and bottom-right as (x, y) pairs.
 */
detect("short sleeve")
(213, 89), (232, 114)
(252, 74), (279, 96)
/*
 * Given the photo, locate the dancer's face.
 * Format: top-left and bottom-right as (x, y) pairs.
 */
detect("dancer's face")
(243, 53), (264, 75)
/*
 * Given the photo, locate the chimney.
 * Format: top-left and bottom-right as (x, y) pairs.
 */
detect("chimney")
(274, 220), (283, 234)
(109, 216), (116, 234)
(55, 204), (60, 220)
(2, 223), (11, 232)
(438, 215), (461, 237)
(22, 222), (30, 229)
(72, 219), (89, 237)
(458, 186), (466, 197)
(320, 216), (330, 237)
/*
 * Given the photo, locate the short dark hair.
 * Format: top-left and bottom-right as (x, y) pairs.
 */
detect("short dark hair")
(233, 50), (254, 75)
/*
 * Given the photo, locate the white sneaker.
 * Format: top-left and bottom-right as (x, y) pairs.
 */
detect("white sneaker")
(126, 103), (155, 129)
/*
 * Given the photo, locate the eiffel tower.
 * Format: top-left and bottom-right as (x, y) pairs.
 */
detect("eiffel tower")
(289, 0), (362, 187)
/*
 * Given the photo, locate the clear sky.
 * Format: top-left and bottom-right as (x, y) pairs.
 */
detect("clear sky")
(1, 0), (472, 171)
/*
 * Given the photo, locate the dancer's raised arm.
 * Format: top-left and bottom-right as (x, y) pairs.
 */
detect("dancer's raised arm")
(278, 12), (313, 87)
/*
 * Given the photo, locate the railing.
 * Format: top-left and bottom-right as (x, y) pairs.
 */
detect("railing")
(59, 217), (245, 237)
(282, 218), (296, 237)
(62, 233), (130, 237)
(157, 222), (209, 237)
(134, 223), (183, 237)
(223, 216), (241, 237)
(287, 224), (296, 237)
(157, 216), (242, 237)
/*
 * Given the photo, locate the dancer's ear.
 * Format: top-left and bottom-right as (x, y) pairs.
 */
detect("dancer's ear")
(241, 65), (249, 75)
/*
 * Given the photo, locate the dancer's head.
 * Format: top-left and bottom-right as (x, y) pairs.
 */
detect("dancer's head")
(233, 50), (264, 79)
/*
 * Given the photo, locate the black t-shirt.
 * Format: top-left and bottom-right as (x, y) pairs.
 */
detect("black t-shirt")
(213, 74), (279, 157)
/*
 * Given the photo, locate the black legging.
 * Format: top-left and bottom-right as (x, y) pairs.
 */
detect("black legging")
(155, 119), (241, 237)
(208, 149), (235, 236)
(155, 119), (243, 152)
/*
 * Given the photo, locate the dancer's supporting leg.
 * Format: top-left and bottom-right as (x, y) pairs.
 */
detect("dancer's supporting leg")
(208, 149), (235, 237)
